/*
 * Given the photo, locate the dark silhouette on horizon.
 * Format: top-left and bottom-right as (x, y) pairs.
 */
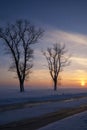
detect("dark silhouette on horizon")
(0, 20), (43, 92)
(43, 43), (70, 91)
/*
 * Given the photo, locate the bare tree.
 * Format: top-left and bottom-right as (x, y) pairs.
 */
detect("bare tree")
(43, 43), (70, 91)
(0, 20), (43, 92)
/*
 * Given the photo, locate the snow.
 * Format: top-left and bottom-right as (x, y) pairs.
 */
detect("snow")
(0, 87), (87, 127)
(1, 92), (87, 125)
(38, 111), (87, 130)
(0, 87), (87, 105)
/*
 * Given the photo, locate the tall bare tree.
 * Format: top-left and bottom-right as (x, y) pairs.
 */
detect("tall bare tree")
(43, 43), (70, 91)
(0, 20), (43, 92)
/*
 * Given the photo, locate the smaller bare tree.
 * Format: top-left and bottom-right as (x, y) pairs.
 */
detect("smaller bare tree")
(43, 43), (70, 91)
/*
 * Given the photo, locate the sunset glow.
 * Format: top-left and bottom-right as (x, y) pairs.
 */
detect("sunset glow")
(81, 81), (85, 87)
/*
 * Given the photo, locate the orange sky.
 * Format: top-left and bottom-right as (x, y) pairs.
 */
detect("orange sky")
(0, 66), (87, 88)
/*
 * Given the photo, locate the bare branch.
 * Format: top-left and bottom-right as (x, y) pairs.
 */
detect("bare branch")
(0, 19), (43, 92)
(42, 43), (70, 91)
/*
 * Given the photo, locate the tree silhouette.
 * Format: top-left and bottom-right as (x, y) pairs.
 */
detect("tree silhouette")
(43, 43), (70, 91)
(0, 20), (43, 92)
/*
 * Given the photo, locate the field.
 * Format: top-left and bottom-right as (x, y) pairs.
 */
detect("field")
(0, 87), (87, 129)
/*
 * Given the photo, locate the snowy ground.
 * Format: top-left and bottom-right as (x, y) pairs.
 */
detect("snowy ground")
(0, 87), (87, 105)
(0, 86), (87, 129)
(39, 111), (87, 130)
(1, 96), (87, 125)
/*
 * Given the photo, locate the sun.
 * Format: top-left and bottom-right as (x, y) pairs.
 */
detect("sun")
(81, 81), (85, 86)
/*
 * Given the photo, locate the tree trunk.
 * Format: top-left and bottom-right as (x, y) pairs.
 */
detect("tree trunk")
(20, 81), (24, 92)
(54, 79), (57, 91)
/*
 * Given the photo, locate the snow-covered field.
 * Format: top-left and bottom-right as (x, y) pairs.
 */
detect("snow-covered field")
(39, 111), (87, 130)
(0, 86), (87, 129)
(0, 86), (87, 105)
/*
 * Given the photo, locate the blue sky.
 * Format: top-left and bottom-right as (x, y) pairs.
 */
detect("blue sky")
(0, 0), (87, 33)
(0, 0), (87, 88)
(0, 0), (87, 36)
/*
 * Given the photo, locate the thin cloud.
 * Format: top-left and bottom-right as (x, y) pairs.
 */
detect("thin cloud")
(45, 29), (87, 45)
(71, 56), (87, 66)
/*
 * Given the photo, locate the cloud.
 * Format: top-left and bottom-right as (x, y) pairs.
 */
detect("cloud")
(71, 56), (87, 66)
(34, 28), (87, 74)
(45, 29), (87, 45)
(1, 28), (87, 87)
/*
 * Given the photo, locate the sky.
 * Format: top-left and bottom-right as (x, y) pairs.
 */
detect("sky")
(0, 0), (87, 89)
